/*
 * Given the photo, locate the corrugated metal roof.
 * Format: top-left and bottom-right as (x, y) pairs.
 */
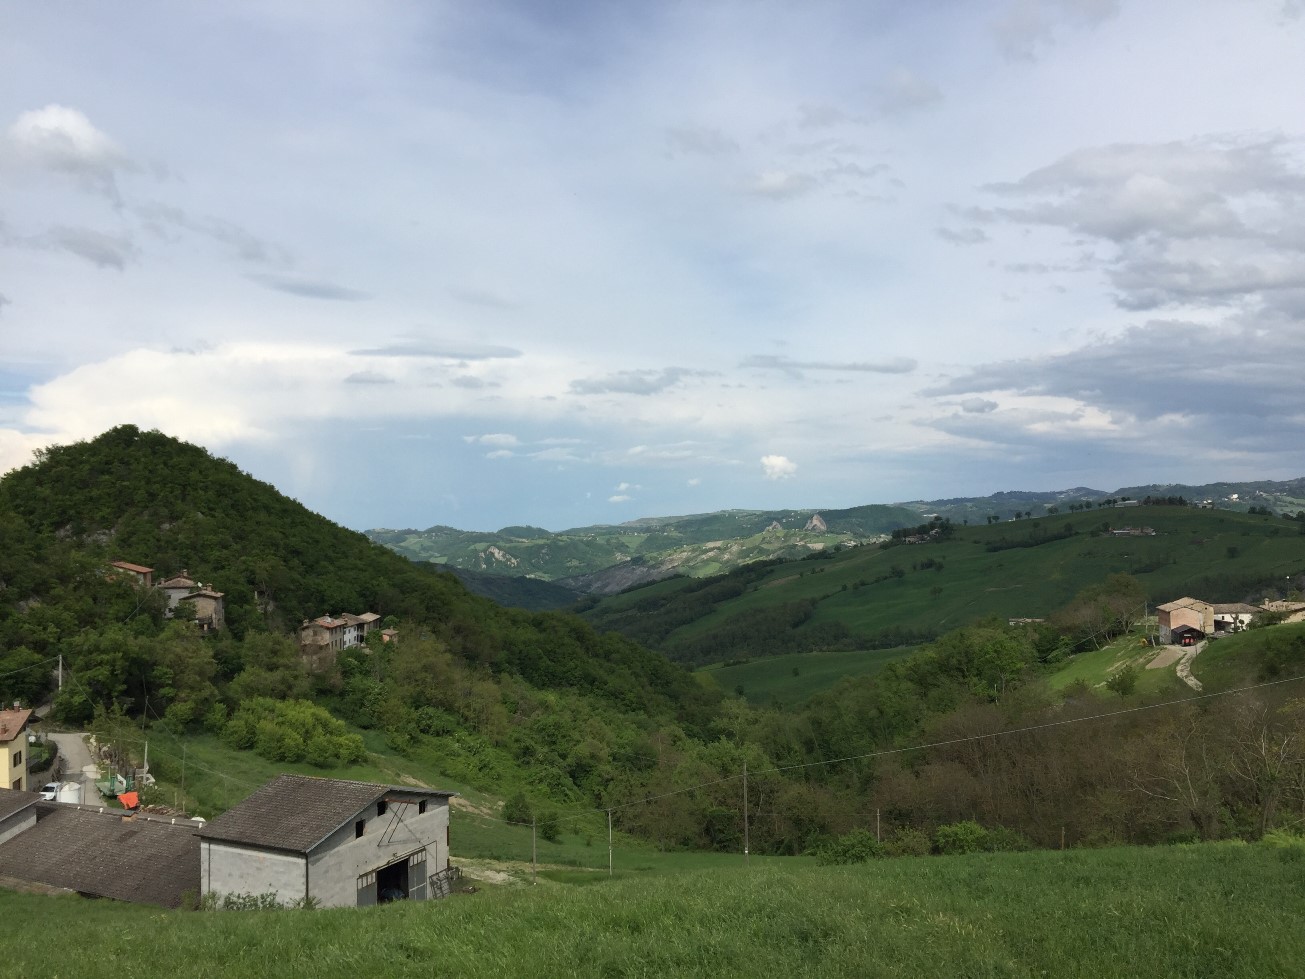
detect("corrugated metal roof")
(196, 774), (454, 854)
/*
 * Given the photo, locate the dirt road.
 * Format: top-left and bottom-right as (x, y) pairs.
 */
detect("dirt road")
(47, 732), (104, 805)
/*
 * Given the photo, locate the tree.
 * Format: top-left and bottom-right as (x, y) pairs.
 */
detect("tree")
(1106, 664), (1138, 697)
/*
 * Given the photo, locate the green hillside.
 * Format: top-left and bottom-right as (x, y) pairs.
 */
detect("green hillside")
(366, 502), (918, 589)
(585, 506), (1305, 665)
(699, 646), (918, 706)
(2, 842), (1303, 978)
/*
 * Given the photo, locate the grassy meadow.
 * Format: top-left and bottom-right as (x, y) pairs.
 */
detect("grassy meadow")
(4, 842), (1304, 978)
(698, 646), (918, 705)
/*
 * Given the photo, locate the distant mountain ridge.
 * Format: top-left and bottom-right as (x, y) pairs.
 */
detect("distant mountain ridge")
(367, 477), (1305, 600)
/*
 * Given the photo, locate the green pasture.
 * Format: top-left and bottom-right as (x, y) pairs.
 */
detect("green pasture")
(698, 646), (918, 705)
(654, 506), (1305, 646)
(3, 841), (1303, 978)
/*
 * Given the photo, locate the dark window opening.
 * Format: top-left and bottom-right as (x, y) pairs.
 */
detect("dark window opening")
(377, 800), (387, 817)
(355, 819), (365, 838)
(418, 800), (427, 814)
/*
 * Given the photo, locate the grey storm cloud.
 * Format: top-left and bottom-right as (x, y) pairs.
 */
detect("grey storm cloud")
(991, 0), (1121, 62)
(741, 354), (917, 376)
(936, 226), (989, 246)
(924, 314), (1305, 451)
(570, 367), (700, 396)
(247, 272), (370, 301)
(350, 340), (521, 360)
(874, 69), (943, 117)
(665, 126), (739, 157)
(134, 202), (290, 265)
(344, 370), (394, 385)
(969, 136), (1305, 311)
(960, 397), (998, 413)
(2, 104), (141, 202)
(41, 225), (139, 269)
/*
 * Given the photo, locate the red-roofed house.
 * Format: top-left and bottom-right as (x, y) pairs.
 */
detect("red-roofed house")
(108, 561), (154, 588)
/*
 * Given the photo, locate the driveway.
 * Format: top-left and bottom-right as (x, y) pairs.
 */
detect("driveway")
(47, 732), (104, 805)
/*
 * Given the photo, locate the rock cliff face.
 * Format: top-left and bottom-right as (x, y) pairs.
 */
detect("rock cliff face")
(804, 513), (827, 532)
(766, 520), (783, 532)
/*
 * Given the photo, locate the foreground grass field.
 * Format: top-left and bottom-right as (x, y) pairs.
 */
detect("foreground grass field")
(3, 842), (1303, 977)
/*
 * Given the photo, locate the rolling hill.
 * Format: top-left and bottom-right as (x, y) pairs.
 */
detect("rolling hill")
(582, 505), (1305, 665)
(370, 477), (1305, 596)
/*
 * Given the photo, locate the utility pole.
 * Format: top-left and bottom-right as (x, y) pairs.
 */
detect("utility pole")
(531, 815), (537, 885)
(607, 810), (613, 877)
(57, 654), (62, 691)
(876, 808), (881, 843)
(742, 760), (750, 866)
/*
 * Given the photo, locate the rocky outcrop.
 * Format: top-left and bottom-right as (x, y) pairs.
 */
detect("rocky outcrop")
(766, 520), (783, 533)
(804, 513), (827, 532)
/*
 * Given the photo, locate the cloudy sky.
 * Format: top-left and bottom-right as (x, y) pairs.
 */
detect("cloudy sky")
(3, 1), (1304, 532)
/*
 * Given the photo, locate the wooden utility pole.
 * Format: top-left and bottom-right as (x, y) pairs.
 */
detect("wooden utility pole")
(531, 815), (537, 885)
(607, 810), (613, 877)
(742, 761), (750, 866)
(876, 808), (881, 843)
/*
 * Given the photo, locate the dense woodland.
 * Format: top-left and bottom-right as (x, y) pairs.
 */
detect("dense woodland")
(1, 427), (1303, 856)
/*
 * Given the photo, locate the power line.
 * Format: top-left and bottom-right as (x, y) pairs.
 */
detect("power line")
(548, 671), (1305, 820)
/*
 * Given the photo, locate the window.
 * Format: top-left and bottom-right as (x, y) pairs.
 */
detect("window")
(355, 819), (365, 838)
(377, 800), (387, 817)
(11, 750), (19, 767)
(418, 800), (427, 815)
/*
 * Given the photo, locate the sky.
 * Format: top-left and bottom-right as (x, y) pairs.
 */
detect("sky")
(3, 1), (1305, 533)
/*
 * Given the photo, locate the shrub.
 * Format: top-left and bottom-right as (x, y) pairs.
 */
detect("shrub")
(537, 810), (561, 843)
(934, 820), (989, 855)
(503, 790), (532, 825)
(885, 827), (931, 857)
(983, 825), (1033, 852)
(815, 828), (884, 865)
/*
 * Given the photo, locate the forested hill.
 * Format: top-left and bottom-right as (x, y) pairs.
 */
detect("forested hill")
(0, 426), (711, 717)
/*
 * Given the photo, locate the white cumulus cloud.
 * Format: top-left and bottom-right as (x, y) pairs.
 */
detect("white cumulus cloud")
(761, 455), (798, 480)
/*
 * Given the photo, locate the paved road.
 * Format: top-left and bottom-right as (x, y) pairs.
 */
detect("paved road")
(47, 732), (104, 805)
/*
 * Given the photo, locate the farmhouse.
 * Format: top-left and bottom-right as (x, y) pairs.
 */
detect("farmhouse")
(1, 708), (32, 792)
(159, 571), (228, 633)
(1213, 603), (1262, 634)
(300, 612), (382, 654)
(108, 560), (154, 588)
(197, 774), (457, 908)
(1156, 597), (1214, 644)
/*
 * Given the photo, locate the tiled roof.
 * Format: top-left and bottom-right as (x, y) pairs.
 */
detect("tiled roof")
(109, 561), (154, 574)
(158, 575), (197, 589)
(1214, 603), (1262, 614)
(0, 787), (41, 822)
(180, 589), (224, 600)
(1157, 597), (1210, 612)
(0, 708), (32, 742)
(0, 804), (201, 908)
(196, 774), (455, 854)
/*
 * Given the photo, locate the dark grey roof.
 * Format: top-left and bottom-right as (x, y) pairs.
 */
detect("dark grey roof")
(0, 787), (41, 822)
(0, 805), (200, 908)
(196, 774), (455, 854)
